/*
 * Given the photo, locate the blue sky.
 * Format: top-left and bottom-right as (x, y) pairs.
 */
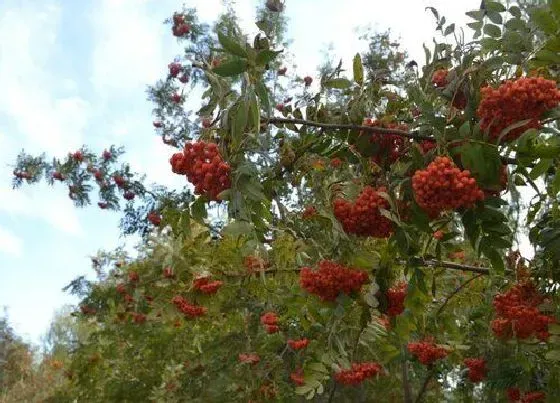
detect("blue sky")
(0, 0), (479, 343)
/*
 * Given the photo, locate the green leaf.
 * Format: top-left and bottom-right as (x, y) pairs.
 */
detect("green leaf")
(509, 6), (521, 18)
(551, 0), (560, 18)
(217, 31), (248, 58)
(482, 246), (504, 273)
(255, 81), (270, 112)
(485, 1), (506, 13)
(222, 220), (253, 237)
(529, 159), (553, 180)
(549, 323), (560, 335)
(531, 8), (558, 34)
(232, 99), (248, 138)
(324, 78), (352, 89)
(247, 89), (260, 132)
(545, 350), (560, 361)
(255, 49), (283, 66)
(466, 10), (485, 21)
(459, 121), (471, 137)
(551, 168), (560, 195)
(467, 21), (483, 31)
(444, 23), (455, 36)
(459, 143), (501, 187)
(535, 49), (560, 64)
(191, 197), (208, 220)
(487, 11), (503, 24)
(483, 24), (502, 37)
(353, 53), (364, 85)
(213, 59), (248, 77)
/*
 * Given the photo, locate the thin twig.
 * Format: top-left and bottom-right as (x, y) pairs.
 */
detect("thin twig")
(402, 356), (413, 403)
(436, 273), (484, 316)
(401, 258), (491, 275)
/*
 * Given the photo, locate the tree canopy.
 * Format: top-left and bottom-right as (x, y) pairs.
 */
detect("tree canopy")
(5, 0), (560, 402)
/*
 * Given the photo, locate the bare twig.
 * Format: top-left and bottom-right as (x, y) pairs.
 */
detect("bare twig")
(415, 371), (434, 403)
(402, 356), (413, 403)
(403, 258), (490, 275)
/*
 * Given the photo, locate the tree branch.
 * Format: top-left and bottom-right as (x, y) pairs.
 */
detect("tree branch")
(415, 370), (434, 403)
(403, 258), (490, 275)
(263, 117), (521, 166)
(436, 273), (485, 316)
(402, 356), (413, 403)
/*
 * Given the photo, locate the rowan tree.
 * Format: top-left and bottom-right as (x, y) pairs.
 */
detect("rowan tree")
(8, 0), (560, 402)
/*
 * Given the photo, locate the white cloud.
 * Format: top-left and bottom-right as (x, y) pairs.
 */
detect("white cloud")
(0, 2), (84, 234)
(0, 226), (23, 257)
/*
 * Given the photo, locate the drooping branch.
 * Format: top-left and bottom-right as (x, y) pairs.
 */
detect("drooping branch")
(404, 258), (490, 275)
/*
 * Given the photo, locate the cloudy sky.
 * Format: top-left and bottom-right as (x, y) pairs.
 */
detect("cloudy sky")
(0, 0), (480, 343)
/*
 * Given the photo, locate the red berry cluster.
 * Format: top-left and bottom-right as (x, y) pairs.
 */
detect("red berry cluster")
(491, 282), (554, 341)
(238, 353), (260, 365)
(334, 362), (382, 385)
(170, 93), (182, 104)
(128, 271), (139, 283)
(260, 312), (280, 334)
(168, 62), (182, 78)
(170, 141), (231, 200)
(299, 260), (369, 302)
(431, 69), (448, 88)
(303, 76), (313, 86)
(412, 156), (485, 218)
(113, 175), (126, 188)
(52, 171), (65, 181)
(172, 13), (190, 37)
(147, 211), (162, 226)
(287, 338), (309, 350)
(80, 306), (96, 315)
(360, 118), (408, 165)
(507, 388), (546, 403)
(333, 186), (394, 238)
(477, 77), (560, 142)
(172, 296), (207, 318)
(386, 282), (407, 317)
(153, 121), (163, 128)
(193, 277), (223, 295)
(463, 357), (486, 383)
(407, 338), (448, 365)
(302, 205), (317, 219)
(290, 368), (305, 385)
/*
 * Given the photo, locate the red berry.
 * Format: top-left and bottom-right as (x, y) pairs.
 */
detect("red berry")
(153, 120), (163, 128)
(464, 358), (486, 383)
(334, 362), (383, 385)
(171, 93), (182, 104)
(202, 117), (212, 128)
(168, 62), (182, 78)
(303, 76), (313, 86)
(278, 67), (287, 75)
(386, 282), (407, 317)
(407, 337), (448, 365)
(302, 205), (316, 219)
(433, 230), (444, 240)
(98, 201), (109, 209)
(147, 211), (162, 226)
(72, 151), (83, 162)
(102, 150), (112, 160)
(52, 172), (65, 181)
(128, 271), (139, 283)
(431, 69), (448, 88)
(123, 191), (135, 201)
(113, 175), (126, 188)
(290, 368), (305, 385)
(179, 74), (189, 83)
(359, 119), (408, 165)
(287, 338), (309, 350)
(163, 267), (175, 279)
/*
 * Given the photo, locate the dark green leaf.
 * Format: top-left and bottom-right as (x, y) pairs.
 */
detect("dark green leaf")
(551, 168), (560, 195)
(217, 31), (248, 58)
(482, 246), (504, 273)
(485, 1), (506, 13)
(534, 49), (560, 64)
(467, 21), (484, 31)
(483, 24), (502, 37)
(191, 197), (208, 220)
(530, 159), (553, 180)
(459, 143), (501, 187)
(255, 81), (270, 112)
(509, 6), (521, 18)
(487, 11), (503, 24)
(213, 59), (248, 77)
(466, 10), (485, 21)
(551, 0), (560, 18)
(222, 220), (253, 237)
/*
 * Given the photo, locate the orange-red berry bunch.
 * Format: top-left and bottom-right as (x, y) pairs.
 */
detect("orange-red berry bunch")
(386, 282), (407, 316)
(170, 141), (231, 200)
(302, 205), (317, 219)
(412, 156), (485, 218)
(360, 118), (408, 165)
(463, 358), (486, 383)
(477, 77), (560, 142)
(300, 260), (369, 302)
(431, 69), (448, 88)
(192, 277), (223, 295)
(147, 211), (162, 226)
(407, 338), (448, 365)
(260, 312), (280, 334)
(172, 295), (207, 318)
(507, 388), (546, 403)
(287, 338), (309, 350)
(419, 140), (437, 154)
(333, 186), (394, 238)
(491, 282), (554, 341)
(334, 362), (382, 385)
